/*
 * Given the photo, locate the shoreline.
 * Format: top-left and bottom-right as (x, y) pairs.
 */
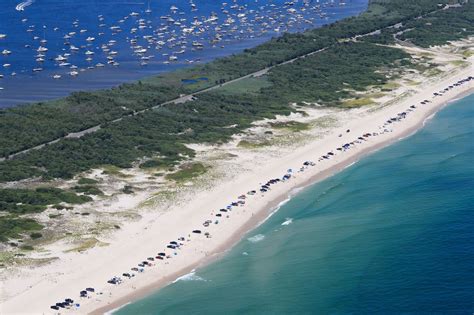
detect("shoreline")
(92, 82), (474, 314)
(1, 55), (472, 314)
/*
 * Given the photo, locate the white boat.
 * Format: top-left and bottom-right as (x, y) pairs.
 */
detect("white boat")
(3, 64), (11, 68)
(86, 37), (95, 42)
(32, 68), (43, 72)
(145, 0), (152, 13)
(0, 34), (6, 39)
(53, 74), (62, 79)
(69, 71), (79, 76)
(2, 49), (11, 55)
(55, 55), (68, 62)
(37, 46), (48, 52)
(134, 48), (147, 54)
(85, 50), (95, 55)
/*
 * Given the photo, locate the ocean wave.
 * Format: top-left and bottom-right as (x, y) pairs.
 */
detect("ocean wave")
(344, 161), (357, 169)
(281, 218), (293, 226)
(104, 302), (131, 315)
(173, 271), (206, 283)
(247, 234), (265, 243)
(16, 0), (35, 11)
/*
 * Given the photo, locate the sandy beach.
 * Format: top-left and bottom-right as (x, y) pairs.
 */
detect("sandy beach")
(0, 46), (473, 314)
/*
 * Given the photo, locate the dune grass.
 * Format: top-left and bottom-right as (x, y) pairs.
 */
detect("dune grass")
(237, 139), (272, 149)
(269, 121), (311, 132)
(65, 237), (109, 253)
(343, 97), (375, 107)
(165, 163), (208, 182)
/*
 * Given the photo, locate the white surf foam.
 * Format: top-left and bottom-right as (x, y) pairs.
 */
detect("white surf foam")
(247, 234), (265, 243)
(281, 218), (293, 226)
(104, 302), (131, 315)
(173, 271), (206, 283)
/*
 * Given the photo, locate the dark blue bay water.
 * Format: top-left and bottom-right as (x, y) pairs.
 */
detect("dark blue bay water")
(117, 94), (474, 314)
(0, 0), (367, 107)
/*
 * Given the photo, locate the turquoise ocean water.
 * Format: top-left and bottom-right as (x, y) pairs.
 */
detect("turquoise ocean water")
(117, 94), (474, 314)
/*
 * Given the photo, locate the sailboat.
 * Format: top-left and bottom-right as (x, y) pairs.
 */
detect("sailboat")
(145, 0), (152, 14)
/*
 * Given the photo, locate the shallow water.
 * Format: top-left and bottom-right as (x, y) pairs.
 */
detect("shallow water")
(0, 0), (368, 107)
(116, 94), (474, 314)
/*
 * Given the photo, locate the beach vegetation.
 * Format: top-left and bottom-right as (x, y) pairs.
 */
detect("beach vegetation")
(381, 82), (401, 91)
(0, 216), (43, 242)
(30, 232), (43, 239)
(122, 185), (135, 194)
(139, 157), (178, 170)
(462, 50), (474, 58)
(238, 139), (272, 149)
(77, 178), (99, 185)
(269, 121), (311, 132)
(343, 97), (375, 107)
(0, 187), (92, 215)
(72, 185), (103, 196)
(165, 163), (208, 182)
(65, 237), (108, 253)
